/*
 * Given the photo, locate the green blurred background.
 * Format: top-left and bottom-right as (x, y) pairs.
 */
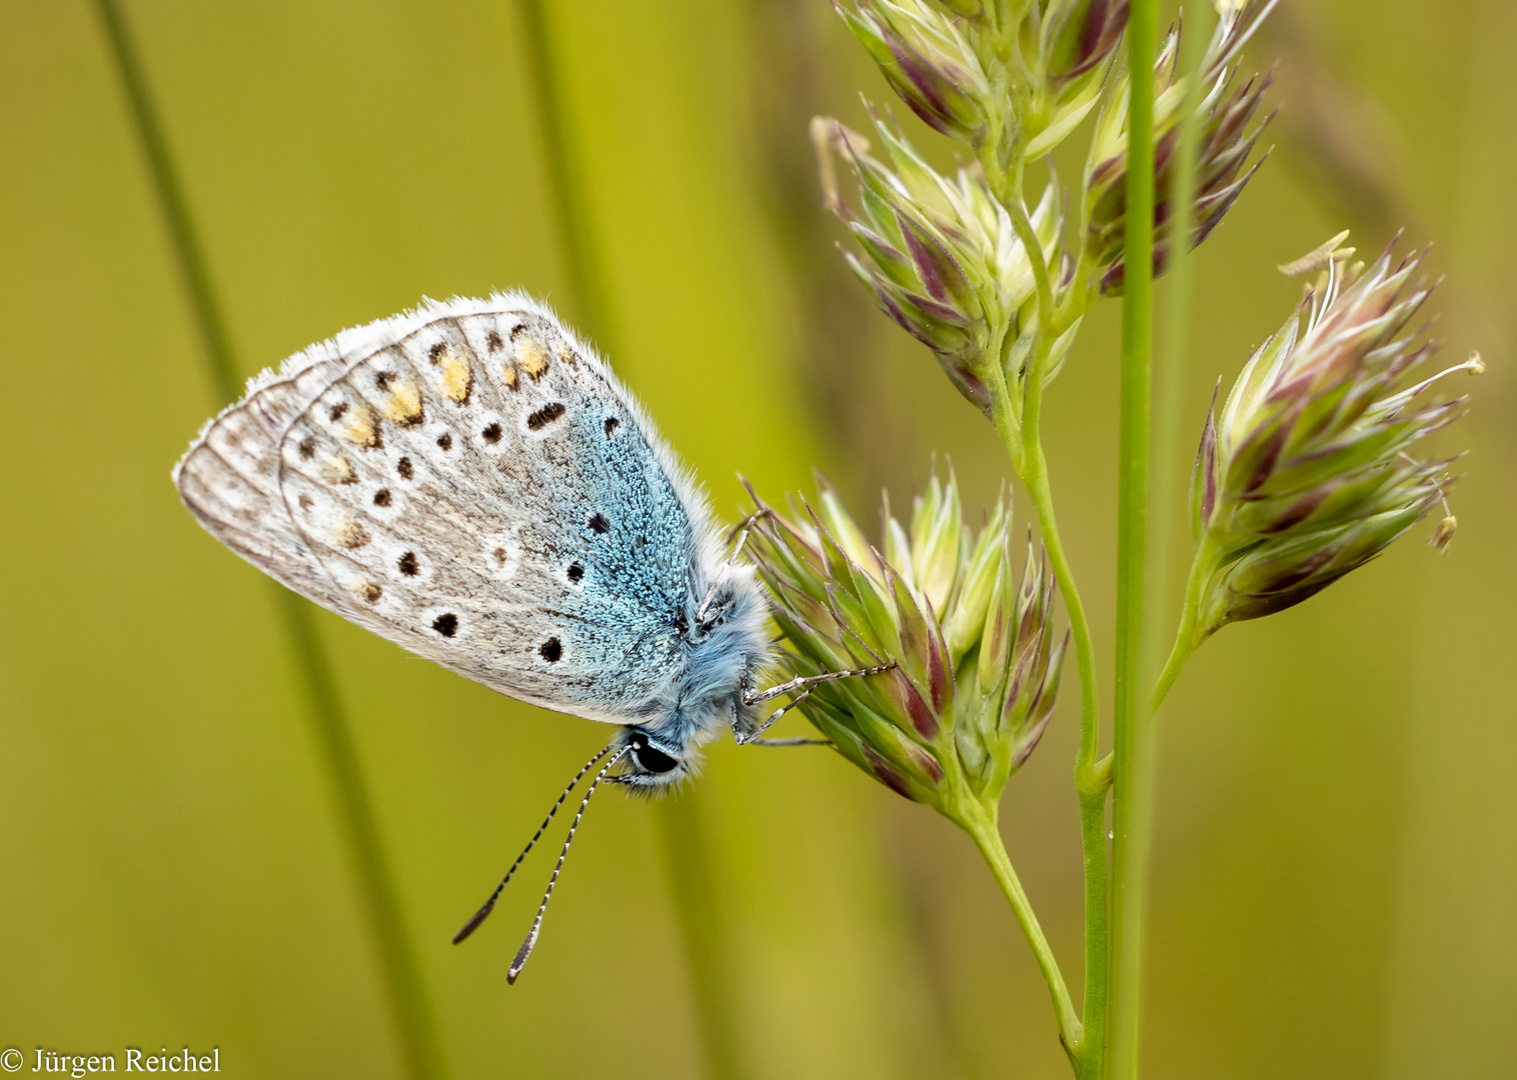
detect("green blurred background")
(2, 1), (1513, 1077)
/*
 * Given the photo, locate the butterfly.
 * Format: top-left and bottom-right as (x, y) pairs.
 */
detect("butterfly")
(173, 293), (886, 979)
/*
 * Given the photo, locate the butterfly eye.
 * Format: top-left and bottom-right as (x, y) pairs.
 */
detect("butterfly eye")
(628, 733), (679, 774)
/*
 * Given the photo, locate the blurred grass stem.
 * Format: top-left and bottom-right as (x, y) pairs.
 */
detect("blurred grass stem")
(514, 0), (607, 351)
(1111, 0), (1159, 1076)
(513, 5), (748, 1077)
(91, 3), (449, 1078)
(1154, 0), (1216, 631)
(1148, 0), (1217, 717)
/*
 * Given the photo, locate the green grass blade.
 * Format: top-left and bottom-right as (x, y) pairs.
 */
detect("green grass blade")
(1110, 0), (1159, 1075)
(93, 4), (449, 1077)
(512, 5), (750, 1077)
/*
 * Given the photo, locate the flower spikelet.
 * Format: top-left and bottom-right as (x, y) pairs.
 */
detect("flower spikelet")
(835, 0), (994, 146)
(1187, 237), (1478, 633)
(813, 116), (1064, 416)
(1083, 0), (1277, 295)
(1025, 0), (1131, 163)
(748, 470), (1066, 815)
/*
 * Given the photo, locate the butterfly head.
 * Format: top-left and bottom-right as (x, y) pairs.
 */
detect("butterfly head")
(615, 727), (694, 791)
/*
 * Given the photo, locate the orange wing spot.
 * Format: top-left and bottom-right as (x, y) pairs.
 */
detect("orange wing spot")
(335, 517), (371, 549)
(346, 404), (380, 448)
(502, 363), (519, 390)
(384, 379), (423, 424)
(321, 455), (357, 485)
(518, 338), (550, 380)
(438, 348), (473, 403)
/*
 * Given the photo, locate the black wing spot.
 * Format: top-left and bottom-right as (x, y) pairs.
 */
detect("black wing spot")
(428, 342), (447, 363)
(432, 613), (458, 637)
(398, 551), (420, 577)
(539, 637), (562, 662)
(603, 417), (620, 438)
(376, 371), (396, 390)
(509, 323), (528, 341)
(398, 457), (414, 480)
(436, 432), (453, 451)
(567, 562), (584, 583)
(360, 582), (382, 604)
(373, 488), (392, 508)
(298, 494), (314, 511)
(298, 436), (316, 460)
(588, 512), (610, 535)
(486, 330), (504, 352)
(329, 402), (348, 421)
(527, 402), (566, 430)
(482, 422), (503, 444)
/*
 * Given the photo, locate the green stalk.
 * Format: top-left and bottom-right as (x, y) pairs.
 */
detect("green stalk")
(1143, 0), (1215, 837)
(1109, 0), (1159, 1076)
(961, 808), (1082, 1056)
(91, 3), (448, 1078)
(515, 0), (607, 345)
(654, 788), (750, 1080)
(1004, 188), (1108, 1080)
(1153, 0), (1215, 640)
(513, 6), (748, 1078)
(1152, 537), (1214, 716)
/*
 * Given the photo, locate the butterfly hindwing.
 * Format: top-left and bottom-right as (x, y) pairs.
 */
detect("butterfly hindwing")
(175, 340), (358, 609)
(177, 297), (705, 725)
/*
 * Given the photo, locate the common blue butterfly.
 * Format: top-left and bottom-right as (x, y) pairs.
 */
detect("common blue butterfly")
(174, 294), (885, 978)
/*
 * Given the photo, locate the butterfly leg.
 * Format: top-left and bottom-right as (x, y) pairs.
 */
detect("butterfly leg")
(734, 689), (812, 745)
(742, 663), (895, 706)
(734, 662), (895, 745)
(695, 509), (775, 626)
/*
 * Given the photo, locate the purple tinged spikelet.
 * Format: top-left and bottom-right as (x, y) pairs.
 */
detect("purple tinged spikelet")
(1048, 0), (1130, 85)
(833, 0), (992, 147)
(1085, 3), (1278, 295)
(1186, 238), (1479, 634)
(814, 115), (1064, 417)
(748, 469), (1067, 816)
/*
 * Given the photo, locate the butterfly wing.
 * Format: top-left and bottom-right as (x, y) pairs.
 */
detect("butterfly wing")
(175, 295), (715, 725)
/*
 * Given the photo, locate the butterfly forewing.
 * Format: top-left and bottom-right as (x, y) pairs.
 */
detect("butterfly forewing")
(176, 297), (703, 725)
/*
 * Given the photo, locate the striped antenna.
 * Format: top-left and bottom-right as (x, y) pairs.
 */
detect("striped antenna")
(507, 748), (628, 984)
(452, 741), (616, 946)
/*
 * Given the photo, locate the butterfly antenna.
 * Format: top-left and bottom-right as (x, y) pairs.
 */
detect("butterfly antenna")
(507, 747), (628, 984)
(698, 509), (774, 625)
(452, 742), (616, 945)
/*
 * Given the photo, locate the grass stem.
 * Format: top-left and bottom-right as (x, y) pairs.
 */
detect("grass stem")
(963, 810), (1082, 1057)
(654, 793), (751, 1080)
(1110, 0), (1159, 1075)
(92, 3), (448, 1077)
(1153, 0), (1215, 643)
(512, 6), (749, 1077)
(1004, 157), (1111, 1080)
(995, 165), (1108, 1080)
